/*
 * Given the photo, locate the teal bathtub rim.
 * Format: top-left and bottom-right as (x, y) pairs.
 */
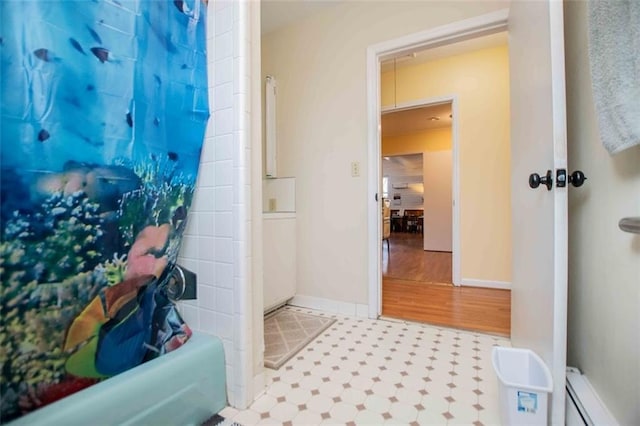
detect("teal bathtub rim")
(8, 332), (227, 426)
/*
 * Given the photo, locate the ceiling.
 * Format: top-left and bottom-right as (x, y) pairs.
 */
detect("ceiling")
(382, 102), (452, 137)
(261, 2), (506, 59)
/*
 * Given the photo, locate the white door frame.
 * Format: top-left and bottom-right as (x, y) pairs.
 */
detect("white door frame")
(366, 9), (509, 318)
(382, 96), (460, 287)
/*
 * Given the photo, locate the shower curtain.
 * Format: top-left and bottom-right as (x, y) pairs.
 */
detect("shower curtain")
(0, 0), (209, 422)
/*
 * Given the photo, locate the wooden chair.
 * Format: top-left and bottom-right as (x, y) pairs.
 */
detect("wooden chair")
(390, 209), (401, 232)
(406, 216), (418, 233)
(403, 209), (423, 233)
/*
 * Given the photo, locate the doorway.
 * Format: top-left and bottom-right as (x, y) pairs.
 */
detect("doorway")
(381, 106), (454, 286)
(375, 33), (512, 335)
(383, 152), (453, 282)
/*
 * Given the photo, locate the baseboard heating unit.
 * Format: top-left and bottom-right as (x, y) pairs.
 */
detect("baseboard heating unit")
(565, 367), (618, 426)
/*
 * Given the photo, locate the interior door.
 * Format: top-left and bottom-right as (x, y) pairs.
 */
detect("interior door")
(423, 150), (453, 252)
(509, 1), (568, 424)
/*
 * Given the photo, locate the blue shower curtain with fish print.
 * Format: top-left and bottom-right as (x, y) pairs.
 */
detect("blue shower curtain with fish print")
(0, 0), (209, 422)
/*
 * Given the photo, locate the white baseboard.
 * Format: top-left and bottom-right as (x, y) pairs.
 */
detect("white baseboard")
(566, 367), (618, 425)
(289, 295), (369, 318)
(460, 278), (511, 290)
(252, 370), (266, 401)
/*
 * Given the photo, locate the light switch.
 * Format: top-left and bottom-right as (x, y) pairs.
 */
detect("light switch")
(351, 161), (360, 177)
(269, 198), (277, 211)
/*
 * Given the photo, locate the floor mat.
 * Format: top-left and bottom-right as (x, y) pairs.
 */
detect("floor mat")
(264, 307), (336, 370)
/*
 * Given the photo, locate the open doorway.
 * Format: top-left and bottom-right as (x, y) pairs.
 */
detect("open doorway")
(383, 153), (450, 281)
(376, 33), (511, 336)
(381, 104), (454, 286)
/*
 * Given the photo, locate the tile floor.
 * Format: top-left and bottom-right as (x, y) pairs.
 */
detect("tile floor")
(221, 306), (510, 425)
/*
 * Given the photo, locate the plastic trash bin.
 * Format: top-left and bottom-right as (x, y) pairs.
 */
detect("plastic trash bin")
(492, 347), (553, 425)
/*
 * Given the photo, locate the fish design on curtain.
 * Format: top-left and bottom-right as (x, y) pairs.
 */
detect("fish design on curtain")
(0, 0), (209, 422)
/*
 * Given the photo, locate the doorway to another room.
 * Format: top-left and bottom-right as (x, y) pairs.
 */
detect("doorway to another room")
(377, 35), (511, 336)
(381, 104), (454, 286)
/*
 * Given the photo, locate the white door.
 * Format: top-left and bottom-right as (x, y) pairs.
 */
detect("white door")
(423, 150), (453, 252)
(509, 1), (568, 424)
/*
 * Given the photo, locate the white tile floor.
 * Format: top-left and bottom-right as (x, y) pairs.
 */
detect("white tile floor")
(221, 306), (510, 425)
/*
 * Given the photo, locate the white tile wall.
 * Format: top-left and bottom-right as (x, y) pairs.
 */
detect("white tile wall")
(177, 0), (252, 410)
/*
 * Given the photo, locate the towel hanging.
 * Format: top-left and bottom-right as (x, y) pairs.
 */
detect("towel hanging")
(588, 0), (640, 154)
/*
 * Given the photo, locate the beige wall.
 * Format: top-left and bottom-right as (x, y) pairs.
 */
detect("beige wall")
(382, 46), (511, 283)
(262, 1), (509, 304)
(383, 127), (452, 155)
(564, 2), (640, 424)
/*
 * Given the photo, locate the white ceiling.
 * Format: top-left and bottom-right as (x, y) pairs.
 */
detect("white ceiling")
(382, 102), (452, 137)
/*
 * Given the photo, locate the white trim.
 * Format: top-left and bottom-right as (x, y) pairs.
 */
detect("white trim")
(373, 9), (510, 62)
(250, 0), (266, 411)
(366, 44), (382, 319)
(289, 295), (369, 318)
(231, 0), (252, 410)
(460, 278), (511, 290)
(366, 9), (509, 318)
(252, 370), (266, 401)
(262, 212), (296, 220)
(451, 98), (461, 286)
(381, 98), (451, 115)
(566, 367), (619, 426)
(550, 1), (569, 424)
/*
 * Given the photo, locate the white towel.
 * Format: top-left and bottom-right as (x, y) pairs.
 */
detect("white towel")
(588, 0), (640, 155)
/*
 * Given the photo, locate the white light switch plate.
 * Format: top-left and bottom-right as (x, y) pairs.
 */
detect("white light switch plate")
(351, 161), (360, 177)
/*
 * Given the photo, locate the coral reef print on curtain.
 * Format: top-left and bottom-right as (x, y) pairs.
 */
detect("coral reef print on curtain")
(0, 0), (209, 421)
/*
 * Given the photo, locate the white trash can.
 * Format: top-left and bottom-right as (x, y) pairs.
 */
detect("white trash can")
(492, 347), (553, 425)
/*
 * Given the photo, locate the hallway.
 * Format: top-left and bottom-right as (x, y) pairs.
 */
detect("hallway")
(382, 233), (510, 336)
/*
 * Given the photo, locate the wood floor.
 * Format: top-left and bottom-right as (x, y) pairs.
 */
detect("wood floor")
(382, 232), (511, 336)
(383, 232), (452, 283)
